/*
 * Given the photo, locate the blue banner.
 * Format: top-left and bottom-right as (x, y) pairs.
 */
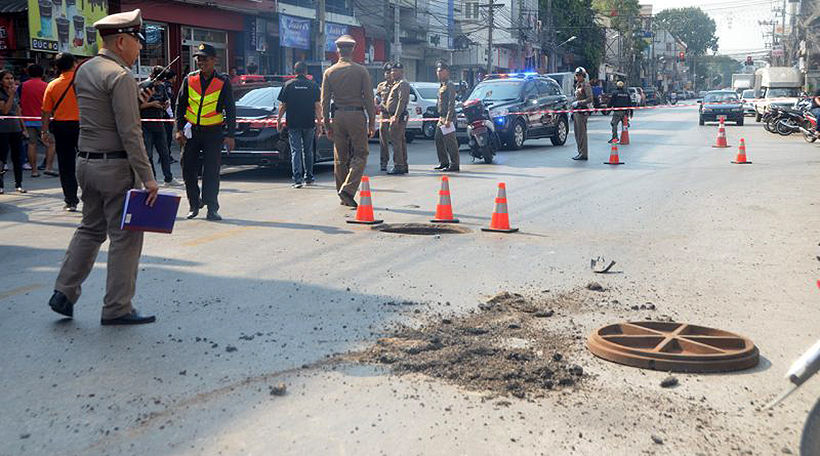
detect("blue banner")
(279, 14), (311, 50)
(325, 22), (349, 52)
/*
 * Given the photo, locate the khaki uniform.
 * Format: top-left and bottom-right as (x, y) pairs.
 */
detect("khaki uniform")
(376, 79), (394, 169)
(385, 79), (410, 171)
(54, 49), (155, 319)
(321, 57), (375, 195)
(573, 81), (594, 158)
(435, 80), (459, 168)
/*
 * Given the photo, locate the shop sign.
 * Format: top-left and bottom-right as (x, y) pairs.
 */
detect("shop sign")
(28, 0), (108, 55)
(279, 14), (310, 50)
(0, 18), (15, 50)
(325, 22), (348, 52)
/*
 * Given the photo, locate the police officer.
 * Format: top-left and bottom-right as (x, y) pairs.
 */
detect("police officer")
(375, 62), (394, 172)
(48, 9), (159, 325)
(320, 35), (376, 208)
(175, 43), (236, 221)
(433, 61), (459, 172)
(607, 81), (633, 143)
(385, 63), (410, 175)
(571, 66), (594, 161)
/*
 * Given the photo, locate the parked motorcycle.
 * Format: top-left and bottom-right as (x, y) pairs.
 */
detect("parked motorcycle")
(462, 99), (497, 164)
(801, 109), (818, 143)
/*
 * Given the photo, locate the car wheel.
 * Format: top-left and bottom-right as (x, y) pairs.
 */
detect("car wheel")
(550, 116), (568, 146)
(423, 121), (436, 139)
(507, 119), (526, 150)
(699, 116), (704, 126)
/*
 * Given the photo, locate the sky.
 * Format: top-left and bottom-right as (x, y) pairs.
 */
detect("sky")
(645, 0), (776, 55)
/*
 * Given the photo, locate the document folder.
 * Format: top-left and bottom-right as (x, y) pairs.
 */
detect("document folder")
(120, 189), (182, 234)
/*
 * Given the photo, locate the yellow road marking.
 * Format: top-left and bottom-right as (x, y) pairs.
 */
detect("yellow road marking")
(182, 227), (253, 247)
(0, 283), (45, 301)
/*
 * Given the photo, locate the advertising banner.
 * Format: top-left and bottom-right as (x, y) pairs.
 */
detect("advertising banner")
(0, 17), (15, 50)
(28, 0), (108, 55)
(325, 22), (348, 52)
(279, 14), (310, 50)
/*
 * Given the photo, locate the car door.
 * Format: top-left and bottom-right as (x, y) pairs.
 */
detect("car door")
(541, 79), (567, 131)
(530, 80), (552, 137)
(520, 81), (541, 135)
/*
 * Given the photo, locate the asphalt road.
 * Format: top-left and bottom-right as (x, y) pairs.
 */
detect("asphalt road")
(1, 105), (819, 455)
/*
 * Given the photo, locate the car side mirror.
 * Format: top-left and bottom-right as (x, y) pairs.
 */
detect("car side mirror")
(410, 93), (417, 102)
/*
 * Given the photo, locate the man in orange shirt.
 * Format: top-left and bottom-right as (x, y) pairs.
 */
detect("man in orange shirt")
(41, 53), (80, 211)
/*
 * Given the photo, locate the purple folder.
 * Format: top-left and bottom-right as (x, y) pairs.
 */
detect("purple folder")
(121, 189), (182, 234)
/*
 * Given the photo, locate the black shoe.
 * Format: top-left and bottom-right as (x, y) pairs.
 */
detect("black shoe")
(387, 168), (408, 175)
(571, 155), (588, 161)
(380, 166), (388, 172)
(206, 210), (222, 221)
(434, 164), (449, 170)
(305, 179), (315, 185)
(101, 309), (156, 326)
(186, 208), (199, 219)
(443, 166), (460, 172)
(338, 191), (358, 208)
(49, 290), (74, 318)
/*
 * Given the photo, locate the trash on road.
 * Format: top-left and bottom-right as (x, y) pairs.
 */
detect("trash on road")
(591, 256), (616, 273)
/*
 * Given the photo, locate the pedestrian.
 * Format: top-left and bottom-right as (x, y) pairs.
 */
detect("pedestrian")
(571, 66), (594, 161)
(320, 34), (376, 208)
(433, 61), (459, 172)
(0, 69), (27, 194)
(607, 81), (633, 143)
(40, 52), (80, 211)
(276, 61), (321, 188)
(375, 62), (394, 172)
(175, 43), (236, 221)
(20, 64), (57, 177)
(140, 65), (179, 187)
(385, 62), (410, 175)
(48, 9), (159, 325)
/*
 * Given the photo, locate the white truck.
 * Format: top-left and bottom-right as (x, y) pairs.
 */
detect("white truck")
(753, 67), (803, 122)
(731, 74), (754, 95)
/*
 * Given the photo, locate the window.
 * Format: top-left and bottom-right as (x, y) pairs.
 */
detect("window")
(138, 22), (168, 78)
(535, 80), (549, 97)
(465, 2), (479, 19)
(548, 81), (563, 95)
(182, 26), (228, 73)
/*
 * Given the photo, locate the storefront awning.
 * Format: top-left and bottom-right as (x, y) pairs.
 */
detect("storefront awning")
(0, 0), (28, 13)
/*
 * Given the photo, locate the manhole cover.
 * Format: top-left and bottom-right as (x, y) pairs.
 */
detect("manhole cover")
(587, 321), (759, 373)
(372, 223), (472, 236)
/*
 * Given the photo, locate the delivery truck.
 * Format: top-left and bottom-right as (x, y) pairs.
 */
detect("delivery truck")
(753, 67), (803, 122)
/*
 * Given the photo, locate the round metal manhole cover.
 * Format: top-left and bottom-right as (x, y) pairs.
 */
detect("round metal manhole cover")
(587, 321), (759, 373)
(372, 223), (472, 236)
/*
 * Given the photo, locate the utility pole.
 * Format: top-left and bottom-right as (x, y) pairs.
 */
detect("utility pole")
(480, 0), (503, 74)
(317, 0), (326, 68)
(394, 1), (402, 60)
(545, 0), (554, 72)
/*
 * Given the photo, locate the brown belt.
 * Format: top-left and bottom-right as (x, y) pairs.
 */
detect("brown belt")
(78, 151), (127, 159)
(336, 106), (364, 112)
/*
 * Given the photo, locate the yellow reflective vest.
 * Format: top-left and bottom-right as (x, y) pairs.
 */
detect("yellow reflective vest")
(184, 73), (225, 126)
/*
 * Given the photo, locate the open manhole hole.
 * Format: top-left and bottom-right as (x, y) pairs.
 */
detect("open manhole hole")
(587, 321), (759, 373)
(372, 223), (472, 236)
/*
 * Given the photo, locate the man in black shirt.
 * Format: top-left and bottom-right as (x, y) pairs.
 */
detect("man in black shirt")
(175, 43), (236, 221)
(607, 81), (634, 143)
(276, 61), (322, 188)
(140, 65), (178, 186)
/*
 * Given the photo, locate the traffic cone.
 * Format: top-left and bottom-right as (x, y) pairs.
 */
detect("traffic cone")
(346, 176), (383, 224)
(431, 176), (459, 223)
(619, 115), (630, 145)
(604, 140), (624, 165)
(481, 183), (518, 233)
(712, 116), (731, 148)
(731, 138), (752, 164)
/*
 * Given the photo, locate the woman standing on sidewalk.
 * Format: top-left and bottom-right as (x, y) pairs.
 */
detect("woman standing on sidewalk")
(0, 70), (27, 194)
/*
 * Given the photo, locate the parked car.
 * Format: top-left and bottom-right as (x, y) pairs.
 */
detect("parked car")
(408, 82), (440, 139)
(628, 87), (646, 106)
(741, 89), (756, 116)
(455, 73), (570, 150)
(224, 85), (334, 169)
(643, 87), (658, 105)
(698, 90), (708, 99)
(698, 90), (744, 126)
(372, 88), (420, 142)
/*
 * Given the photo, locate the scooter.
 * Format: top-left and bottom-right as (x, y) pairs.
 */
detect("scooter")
(462, 98), (497, 164)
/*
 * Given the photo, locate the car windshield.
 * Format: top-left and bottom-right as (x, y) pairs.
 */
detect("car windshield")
(766, 88), (800, 98)
(704, 93), (739, 103)
(742, 90), (755, 98)
(469, 81), (523, 101)
(415, 87), (439, 100)
(237, 86), (281, 108)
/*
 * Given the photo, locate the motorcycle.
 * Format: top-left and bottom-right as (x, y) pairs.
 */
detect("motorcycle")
(800, 109), (818, 143)
(462, 98), (497, 164)
(670, 92), (677, 105)
(774, 108), (805, 136)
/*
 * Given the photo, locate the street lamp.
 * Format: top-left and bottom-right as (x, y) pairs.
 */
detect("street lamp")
(557, 36), (577, 48)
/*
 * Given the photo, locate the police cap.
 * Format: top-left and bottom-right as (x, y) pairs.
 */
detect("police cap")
(335, 35), (357, 48)
(193, 43), (217, 58)
(436, 61), (449, 71)
(94, 9), (143, 40)
(391, 62), (404, 70)
(382, 62), (392, 72)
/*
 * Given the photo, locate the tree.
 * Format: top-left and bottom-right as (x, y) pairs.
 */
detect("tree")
(592, 0), (646, 83)
(654, 7), (718, 56)
(543, 0), (605, 71)
(691, 55), (742, 90)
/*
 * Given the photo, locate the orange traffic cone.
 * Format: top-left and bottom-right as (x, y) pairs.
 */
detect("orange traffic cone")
(712, 116), (731, 148)
(346, 176), (383, 224)
(731, 138), (752, 164)
(431, 176), (459, 223)
(619, 115), (630, 145)
(604, 140), (624, 165)
(481, 183), (518, 233)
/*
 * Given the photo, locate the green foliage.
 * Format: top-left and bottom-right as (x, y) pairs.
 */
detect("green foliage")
(654, 7), (718, 56)
(692, 55), (742, 89)
(545, 0), (605, 70)
(592, 0), (641, 34)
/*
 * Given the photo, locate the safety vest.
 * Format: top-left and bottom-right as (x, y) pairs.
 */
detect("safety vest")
(185, 73), (224, 126)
